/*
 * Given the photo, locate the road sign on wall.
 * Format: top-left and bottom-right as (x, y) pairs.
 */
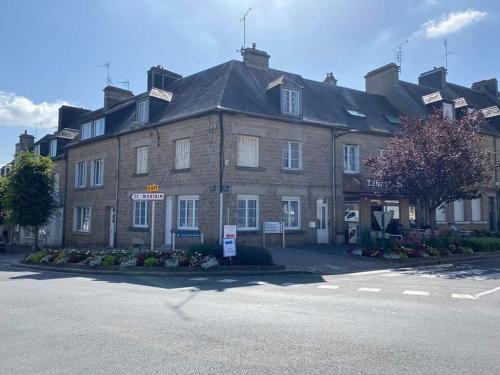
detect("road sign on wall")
(263, 222), (283, 234)
(130, 193), (165, 201)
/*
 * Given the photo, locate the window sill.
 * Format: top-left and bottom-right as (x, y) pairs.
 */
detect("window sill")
(284, 228), (304, 233)
(237, 229), (260, 234)
(75, 187), (87, 191)
(171, 168), (191, 173)
(236, 166), (264, 171)
(128, 226), (149, 232)
(89, 185), (104, 190)
(455, 221), (471, 224)
(471, 221), (487, 224)
(281, 168), (304, 175)
(133, 173), (148, 178)
(73, 231), (90, 236)
(343, 171), (360, 175)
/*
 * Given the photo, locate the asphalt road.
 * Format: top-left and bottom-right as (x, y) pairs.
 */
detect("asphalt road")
(0, 257), (499, 375)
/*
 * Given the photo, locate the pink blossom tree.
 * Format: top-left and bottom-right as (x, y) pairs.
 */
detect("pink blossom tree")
(365, 109), (494, 230)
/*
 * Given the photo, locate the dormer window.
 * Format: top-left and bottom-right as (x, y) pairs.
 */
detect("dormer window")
(81, 118), (106, 140)
(137, 99), (149, 123)
(281, 89), (301, 116)
(49, 139), (57, 157)
(442, 102), (454, 120)
(346, 109), (367, 118)
(481, 106), (500, 118)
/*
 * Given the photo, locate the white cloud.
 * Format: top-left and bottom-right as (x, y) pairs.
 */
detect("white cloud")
(0, 91), (70, 130)
(420, 9), (487, 38)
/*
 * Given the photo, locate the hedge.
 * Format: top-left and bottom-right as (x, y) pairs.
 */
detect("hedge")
(460, 237), (500, 252)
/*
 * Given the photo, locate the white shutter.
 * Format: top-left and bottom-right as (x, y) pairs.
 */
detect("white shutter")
(142, 148), (148, 173)
(454, 200), (464, 222)
(74, 163), (79, 187)
(354, 146), (360, 173)
(72, 207), (77, 231)
(471, 198), (481, 222)
(238, 135), (259, 167)
(175, 139), (190, 169)
(90, 161), (95, 186)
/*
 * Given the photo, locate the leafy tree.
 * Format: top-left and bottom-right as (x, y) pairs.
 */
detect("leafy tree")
(365, 110), (494, 230)
(0, 176), (7, 226)
(4, 152), (56, 250)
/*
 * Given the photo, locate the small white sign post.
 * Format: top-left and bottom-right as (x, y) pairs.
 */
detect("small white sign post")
(131, 192), (165, 251)
(223, 225), (237, 259)
(262, 222), (285, 248)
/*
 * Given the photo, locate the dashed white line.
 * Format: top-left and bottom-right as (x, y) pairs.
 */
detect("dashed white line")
(189, 277), (209, 281)
(451, 293), (477, 300)
(247, 281), (267, 285)
(381, 273), (401, 277)
(358, 287), (381, 293)
(317, 285), (340, 290)
(172, 287), (197, 291)
(217, 279), (238, 283)
(403, 290), (430, 296)
(280, 283), (302, 287)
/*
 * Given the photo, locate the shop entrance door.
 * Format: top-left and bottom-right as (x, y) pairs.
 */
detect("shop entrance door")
(316, 198), (329, 244)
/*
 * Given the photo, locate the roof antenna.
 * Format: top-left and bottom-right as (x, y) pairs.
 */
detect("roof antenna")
(116, 79), (130, 90)
(393, 39), (408, 73)
(443, 39), (453, 70)
(98, 62), (113, 86)
(34, 121), (41, 138)
(239, 7), (252, 51)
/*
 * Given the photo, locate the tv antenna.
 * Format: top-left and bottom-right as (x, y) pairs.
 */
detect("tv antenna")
(116, 79), (130, 90)
(443, 39), (453, 70)
(98, 62), (113, 85)
(34, 121), (42, 138)
(393, 39), (408, 73)
(239, 7), (252, 50)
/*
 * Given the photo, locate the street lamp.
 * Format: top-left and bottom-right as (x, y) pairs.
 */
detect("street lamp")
(332, 128), (359, 245)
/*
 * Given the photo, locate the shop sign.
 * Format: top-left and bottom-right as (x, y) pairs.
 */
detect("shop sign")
(223, 225), (237, 239)
(263, 222), (283, 234)
(175, 230), (200, 237)
(146, 184), (160, 192)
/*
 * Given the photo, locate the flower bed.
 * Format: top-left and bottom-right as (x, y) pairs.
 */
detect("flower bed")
(349, 231), (499, 260)
(23, 244), (274, 269)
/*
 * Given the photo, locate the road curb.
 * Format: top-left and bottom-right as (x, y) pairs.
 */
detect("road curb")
(378, 251), (500, 269)
(8, 263), (311, 277)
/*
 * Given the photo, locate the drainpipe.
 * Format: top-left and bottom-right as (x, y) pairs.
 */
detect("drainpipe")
(114, 135), (121, 248)
(495, 138), (499, 231)
(218, 112), (225, 245)
(332, 128), (337, 245)
(62, 148), (69, 247)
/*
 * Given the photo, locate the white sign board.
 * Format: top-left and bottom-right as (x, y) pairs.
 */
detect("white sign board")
(223, 238), (236, 257)
(131, 193), (165, 201)
(263, 222), (283, 234)
(223, 225), (237, 239)
(373, 211), (393, 231)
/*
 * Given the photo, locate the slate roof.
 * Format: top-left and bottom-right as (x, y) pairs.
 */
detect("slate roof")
(67, 60), (407, 148)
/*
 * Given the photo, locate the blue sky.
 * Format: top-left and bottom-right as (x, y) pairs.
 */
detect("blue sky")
(1, 0), (498, 165)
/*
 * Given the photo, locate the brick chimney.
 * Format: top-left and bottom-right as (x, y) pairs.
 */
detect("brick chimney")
(418, 67), (447, 89)
(472, 78), (499, 97)
(103, 86), (134, 109)
(365, 63), (400, 96)
(323, 72), (338, 86)
(147, 66), (182, 91)
(18, 130), (34, 153)
(242, 43), (270, 70)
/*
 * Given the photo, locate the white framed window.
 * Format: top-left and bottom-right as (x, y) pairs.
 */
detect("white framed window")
(93, 118), (105, 137)
(90, 159), (103, 187)
(34, 144), (41, 155)
(49, 139), (57, 157)
(343, 144), (360, 173)
(81, 123), (92, 140)
(282, 196), (300, 229)
(436, 203), (447, 223)
(283, 141), (302, 169)
(175, 138), (190, 170)
(237, 195), (259, 230)
(133, 201), (148, 228)
(282, 88), (301, 115)
(53, 173), (60, 203)
(443, 102), (454, 121)
(137, 100), (149, 123)
(75, 162), (86, 188)
(454, 199), (464, 222)
(136, 146), (148, 174)
(377, 148), (385, 157)
(74, 207), (91, 232)
(471, 198), (481, 222)
(238, 135), (259, 167)
(178, 195), (199, 229)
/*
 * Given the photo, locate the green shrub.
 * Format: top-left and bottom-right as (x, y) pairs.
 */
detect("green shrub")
(460, 237), (500, 252)
(188, 243), (223, 258)
(144, 257), (160, 267)
(27, 251), (47, 263)
(235, 245), (273, 265)
(101, 255), (118, 267)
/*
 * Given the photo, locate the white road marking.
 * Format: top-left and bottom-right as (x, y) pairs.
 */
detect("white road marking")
(403, 290), (430, 296)
(317, 285), (340, 290)
(451, 293), (477, 300)
(348, 270), (392, 277)
(381, 273), (401, 277)
(358, 287), (381, 293)
(172, 287), (197, 291)
(247, 281), (267, 285)
(280, 283), (302, 287)
(189, 277), (209, 281)
(217, 279), (238, 283)
(474, 286), (500, 298)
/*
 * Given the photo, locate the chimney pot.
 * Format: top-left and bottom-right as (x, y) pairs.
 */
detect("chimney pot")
(324, 72), (338, 86)
(103, 86), (134, 109)
(242, 44), (270, 70)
